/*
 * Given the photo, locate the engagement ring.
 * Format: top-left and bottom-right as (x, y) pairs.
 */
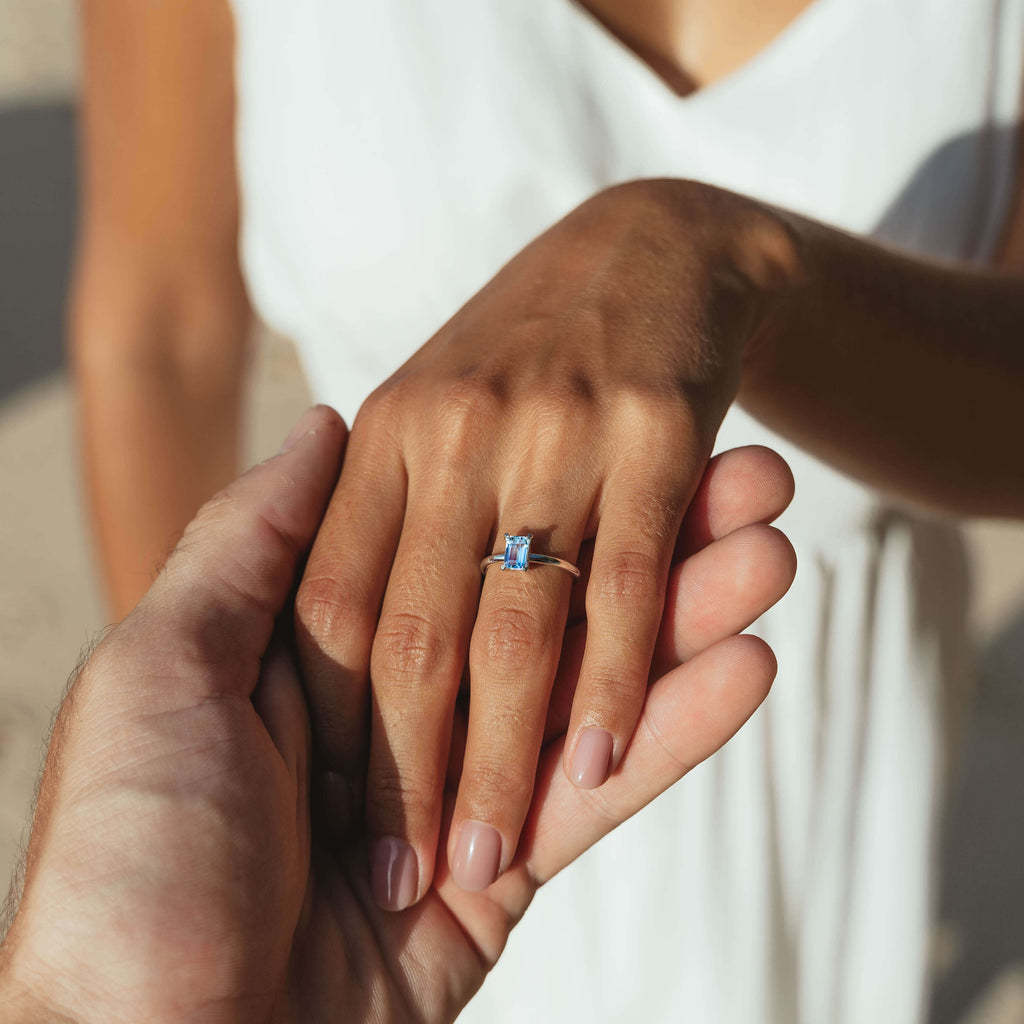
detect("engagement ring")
(480, 534), (580, 578)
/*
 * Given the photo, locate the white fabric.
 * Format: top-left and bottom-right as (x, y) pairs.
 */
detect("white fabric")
(229, 1), (1023, 1020)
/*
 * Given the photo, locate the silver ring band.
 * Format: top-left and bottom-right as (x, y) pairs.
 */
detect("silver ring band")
(480, 534), (580, 578)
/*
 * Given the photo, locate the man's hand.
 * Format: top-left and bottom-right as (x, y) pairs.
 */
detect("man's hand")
(0, 405), (794, 1023)
(0, 405), (345, 1023)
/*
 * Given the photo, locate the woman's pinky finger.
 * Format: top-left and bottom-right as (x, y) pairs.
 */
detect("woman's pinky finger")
(546, 521), (795, 744)
(563, 477), (685, 791)
(567, 445), (794, 626)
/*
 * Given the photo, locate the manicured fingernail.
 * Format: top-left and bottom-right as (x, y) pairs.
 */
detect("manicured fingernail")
(278, 406), (320, 453)
(451, 820), (502, 892)
(569, 728), (614, 789)
(371, 837), (419, 912)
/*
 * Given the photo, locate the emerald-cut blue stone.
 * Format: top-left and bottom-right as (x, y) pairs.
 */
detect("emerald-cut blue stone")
(503, 534), (532, 571)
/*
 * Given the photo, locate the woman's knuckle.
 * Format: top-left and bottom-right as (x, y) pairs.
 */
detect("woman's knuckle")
(518, 392), (594, 452)
(351, 393), (396, 449)
(407, 380), (498, 471)
(612, 387), (701, 452)
(295, 572), (369, 642)
(441, 377), (503, 429)
(530, 376), (593, 414)
(370, 763), (438, 823)
(613, 383), (671, 422)
(590, 549), (663, 606)
(373, 611), (450, 687)
(472, 605), (546, 676)
(360, 378), (407, 421)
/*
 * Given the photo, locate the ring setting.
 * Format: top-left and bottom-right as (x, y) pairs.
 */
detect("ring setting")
(480, 534), (581, 578)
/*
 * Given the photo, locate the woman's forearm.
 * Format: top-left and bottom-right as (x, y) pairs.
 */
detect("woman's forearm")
(72, 287), (249, 619)
(740, 206), (1024, 517)
(72, 0), (249, 618)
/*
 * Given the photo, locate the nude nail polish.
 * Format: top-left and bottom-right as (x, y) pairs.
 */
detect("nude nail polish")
(371, 837), (419, 912)
(569, 728), (614, 789)
(451, 820), (502, 892)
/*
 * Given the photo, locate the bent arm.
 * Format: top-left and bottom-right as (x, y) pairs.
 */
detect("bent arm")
(71, 0), (250, 619)
(737, 190), (1024, 518)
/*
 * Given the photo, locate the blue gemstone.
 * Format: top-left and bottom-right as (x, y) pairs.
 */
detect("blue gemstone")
(503, 534), (532, 571)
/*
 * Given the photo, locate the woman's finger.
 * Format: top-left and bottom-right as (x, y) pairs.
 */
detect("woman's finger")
(448, 509), (588, 893)
(364, 471), (491, 911)
(546, 522), (795, 743)
(676, 444), (795, 557)
(566, 445), (793, 625)
(562, 451), (691, 791)
(655, 522), (797, 669)
(131, 405), (347, 700)
(294, 410), (407, 831)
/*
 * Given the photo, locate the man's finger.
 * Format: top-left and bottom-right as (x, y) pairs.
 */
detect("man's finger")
(524, 634), (776, 885)
(130, 405), (347, 696)
(676, 445), (795, 558)
(654, 523), (796, 670)
(252, 638), (313, 792)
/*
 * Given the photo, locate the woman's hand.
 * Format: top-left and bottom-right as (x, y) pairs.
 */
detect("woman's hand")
(294, 179), (800, 907)
(0, 406), (794, 1024)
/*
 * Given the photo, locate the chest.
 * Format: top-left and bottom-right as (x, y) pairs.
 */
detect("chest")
(574, 0), (818, 95)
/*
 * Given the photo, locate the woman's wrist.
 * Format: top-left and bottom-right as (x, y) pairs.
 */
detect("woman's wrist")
(587, 177), (806, 404)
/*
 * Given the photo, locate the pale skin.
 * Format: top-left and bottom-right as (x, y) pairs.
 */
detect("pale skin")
(74, 0), (1024, 909)
(0, 406), (797, 1023)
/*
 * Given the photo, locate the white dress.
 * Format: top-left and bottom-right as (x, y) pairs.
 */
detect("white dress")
(228, 1), (1024, 1020)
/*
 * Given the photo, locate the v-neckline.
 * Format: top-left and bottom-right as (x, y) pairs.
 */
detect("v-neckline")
(562, 0), (838, 107)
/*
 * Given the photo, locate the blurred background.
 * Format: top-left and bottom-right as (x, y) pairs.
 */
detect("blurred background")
(1, 3), (1023, 1021)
